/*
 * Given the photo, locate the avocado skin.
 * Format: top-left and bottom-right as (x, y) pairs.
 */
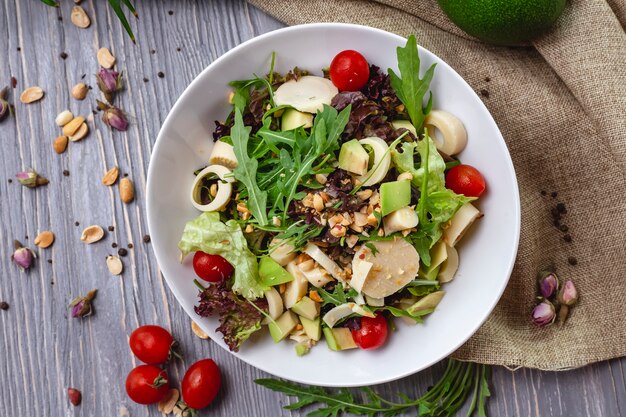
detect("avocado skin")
(437, 0), (566, 45)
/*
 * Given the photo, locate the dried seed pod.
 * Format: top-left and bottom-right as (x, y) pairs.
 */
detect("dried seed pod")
(102, 166), (119, 186)
(158, 389), (180, 414)
(191, 321), (209, 339)
(67, 388), (82, 406)
(71, 83), (88, 100)
(53, 136), (69, 154)
(70, 6), (91, 28)
(97, 47), (116, 69)
(62, 116), (85, 137)
(69, 122), (89, 142)
(106, 255), (123, 275)
(34, 231), (55, 248)
(80, 225), (104, 244)
(55, 110), (74, 127)
(19, 86), (44, 104)
(120, 178), (134, 203)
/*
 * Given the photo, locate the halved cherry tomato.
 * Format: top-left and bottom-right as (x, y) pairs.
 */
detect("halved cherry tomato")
(193, 252), (234, 283)
(129, 325), (177, 364)
(329, 50), (370, 92)
(445, 164), (486, 197)
(351, 314), (388, 350)
(182, 359), (221, 410)
(125, 365), (169, 405)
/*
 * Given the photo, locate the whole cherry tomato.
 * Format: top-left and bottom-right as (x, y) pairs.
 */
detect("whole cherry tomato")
(129, 325), (177, 364)
(351, 314), (388, 350)
(182, 359), (221, 410)
(125, 365), (169, 405)
(193, 251), (234, 283)
(445, 164), (486, 197)
(329, 50), (370, 92)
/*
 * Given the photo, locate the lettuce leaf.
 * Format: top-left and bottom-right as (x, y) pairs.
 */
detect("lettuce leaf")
(179, 212), (266, 300)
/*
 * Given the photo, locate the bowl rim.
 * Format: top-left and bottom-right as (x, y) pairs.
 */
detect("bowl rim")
(147, 22), (521, 386)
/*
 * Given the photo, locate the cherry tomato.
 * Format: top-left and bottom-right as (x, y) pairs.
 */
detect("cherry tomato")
(182, 359), (221, 410)
(351, 314), (388, 350)
(445, 164), (486, 197)
(130, 325), (177, 364)
(193, 251), (234, 283)
(329, 50), (370, 92)
(125, 365), (169, 405)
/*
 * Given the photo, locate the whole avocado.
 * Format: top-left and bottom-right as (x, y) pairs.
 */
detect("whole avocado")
(437, 0), (566, 45)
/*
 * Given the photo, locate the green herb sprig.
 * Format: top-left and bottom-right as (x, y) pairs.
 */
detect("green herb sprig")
(256, 359), (490, 417)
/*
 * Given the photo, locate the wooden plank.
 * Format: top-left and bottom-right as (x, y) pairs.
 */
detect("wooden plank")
(0, 0), (624, 416)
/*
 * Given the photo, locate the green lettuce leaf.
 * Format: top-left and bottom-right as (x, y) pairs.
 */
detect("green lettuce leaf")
(179, 212), (267, 300)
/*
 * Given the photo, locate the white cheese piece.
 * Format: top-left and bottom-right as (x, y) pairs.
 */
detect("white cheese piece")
(273, 76), (338, 113)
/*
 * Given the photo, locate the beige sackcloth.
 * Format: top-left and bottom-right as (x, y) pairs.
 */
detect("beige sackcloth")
(247, 0), (626, 370)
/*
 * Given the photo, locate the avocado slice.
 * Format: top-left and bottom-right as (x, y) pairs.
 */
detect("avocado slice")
(392, 120), (417, 137)
(259, 256), (294, 287)
(295, 343), (311, 356)
(324, 327), (357, 351)
(299, 316), (321, 341)
(418, 264), (441, 281)
(268, 310), (299, 343)
(338, 139), (369, 175)
(290, 296), (320, 320)
(380, 180), (411, 216)
(281, 108), (313, 131)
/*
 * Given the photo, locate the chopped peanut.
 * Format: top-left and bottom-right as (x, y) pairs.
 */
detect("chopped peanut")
(309, 290), (323, 303)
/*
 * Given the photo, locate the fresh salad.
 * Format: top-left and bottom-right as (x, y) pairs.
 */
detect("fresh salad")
(179, 35), (486, 355)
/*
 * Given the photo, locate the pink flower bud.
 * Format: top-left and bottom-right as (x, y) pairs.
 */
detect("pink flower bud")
(532, 300), (556, 327)
(11, 241), (35, 270)
(538, 271), (558, 299)
(557, 280), (578, 306)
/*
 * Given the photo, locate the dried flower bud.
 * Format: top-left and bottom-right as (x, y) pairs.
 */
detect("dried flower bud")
(537, 271), (558, 299)
(69, 289), (97, 318)
(97, 100), (129, 132)
(531, 300), (556, 327)
(557, 280), (578, 306)
(16, 169), (49, 188)
(11, 240), (35, 271)
(96, 68), (123, 102)
(67, 388), (82, 406)
(0, 87), (10, 121)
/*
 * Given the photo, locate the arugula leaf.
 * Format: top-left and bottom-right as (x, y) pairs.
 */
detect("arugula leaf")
(388, 35), (436, 131)
(256, 359), (491, 416)
(231, 108), (269, 226)
(364, 242), (379, 256)
(318, 285), (358, 308)
(178, 212), (266, 300)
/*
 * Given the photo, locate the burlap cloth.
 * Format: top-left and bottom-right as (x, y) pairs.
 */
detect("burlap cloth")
(246, 0), (626, 370)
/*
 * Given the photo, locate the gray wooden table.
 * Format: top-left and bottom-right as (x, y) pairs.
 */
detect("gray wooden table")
(0, 1), (624, 416)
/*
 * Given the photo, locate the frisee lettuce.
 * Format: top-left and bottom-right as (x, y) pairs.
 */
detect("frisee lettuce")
(178, 212), (266, 300)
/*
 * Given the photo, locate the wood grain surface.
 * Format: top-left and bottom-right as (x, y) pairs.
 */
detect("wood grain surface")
(0, 1), (624, 416)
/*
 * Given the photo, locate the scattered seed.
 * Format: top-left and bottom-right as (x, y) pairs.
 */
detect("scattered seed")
(157, 71), (164, 78)
(80, 225), (105, 244)
(53, 135), (69, 154)
(55, 110), (74, 127)
(102, 166), (119, 186)
(70, 6), (91, 28)
(112, 243), (118, 248)
(16, 47), (21, 52)
(143, 235), (151, 243)
(568, 256), (578, 266)
(143, 77), (149, 83)
(119, 178), (134, 203)
(480, 89), (490, 98)
(62, 116), (85, 136)
(551, 191), (558, 198)
(71, 83), (88, 100)
(563, 234), (572, 243)
(106, 255), (123, 275)
(0, 302), (9, 310)
(118, 248), (128, 257)
(19, 86), (44, 104)
(540, 190), (547, 196)
(108, 226), (115, 231)
(74, 221), (80, 226)
(176, 47), (181, 52)
(67, 388), (82, 406)
(559, 224), (569, 232)
(47, 259), (52, 264)
(556, 203), (567, 214)
(168, 10), (174, 15)
(34, 231), (55, 248)
(60, 52), (68, 60)
(158, 388), (180, 414)
(127, 243), (133, 249)
(68, 122), (89, 142)
(150, 49), (156, 54)
(191, 321), (208, 339)
(97, 47), (116, 69)
(63, 170), (70, 176)
(11, 77), (17, 88)
(484, 77), (491, 82)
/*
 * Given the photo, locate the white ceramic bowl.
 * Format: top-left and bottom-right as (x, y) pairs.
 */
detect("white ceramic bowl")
(147, 23), (520, 387)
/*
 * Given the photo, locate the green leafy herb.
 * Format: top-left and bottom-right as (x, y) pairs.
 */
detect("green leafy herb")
(256, 359), (490, 417)
(318, 285), (358, 308)
(364, 243), (379, 256)
(178, 212), (267, 300)
(231, 108), (269, 226)
(388, 35), (436, 131)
